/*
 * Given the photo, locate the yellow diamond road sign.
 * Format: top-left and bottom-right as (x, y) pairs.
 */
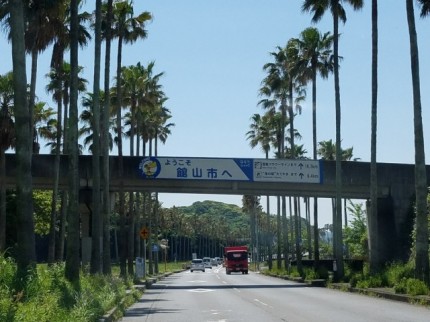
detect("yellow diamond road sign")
(140, 227), (149, 240)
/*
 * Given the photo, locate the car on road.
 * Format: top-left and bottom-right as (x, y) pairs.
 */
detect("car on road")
(213, 257), (222, 265)
(202, 257), (212, 269)
(190, 259), (205, 272)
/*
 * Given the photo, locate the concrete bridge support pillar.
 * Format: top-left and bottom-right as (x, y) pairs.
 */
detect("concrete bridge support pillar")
(367, 194), (415, 270)
(367, 197), (397, 270)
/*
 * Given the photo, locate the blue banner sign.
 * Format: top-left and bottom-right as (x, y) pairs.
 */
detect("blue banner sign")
(138, 157), (322, 183)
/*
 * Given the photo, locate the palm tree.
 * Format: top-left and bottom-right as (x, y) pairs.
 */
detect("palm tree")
(32, 102), (56, 154)
(90, 0), (103, 275)
(406, 0), (429, 285)
(109, 0), (152, 277)
(46, 62), (87, 265)
(246, 112), (274, 269)
(0, 1), (63, 153)
(302, 0), (364, 281)
(0, 71), (15, 253)
(101, 0), (114, 275)
(65, 0), (81, 283)
(80, 92), (115, 152)
(296, 26), (334, 265)
(260, 46), (291, 271)
(9, 0), (36, 279)
(25, 1), (67, 153)
(48, 3), (91, 265)
(369, 0), (379, 273)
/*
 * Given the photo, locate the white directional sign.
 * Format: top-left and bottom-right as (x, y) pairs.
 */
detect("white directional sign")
(253, 159), (321, 183)
(138, 157), (322, 184)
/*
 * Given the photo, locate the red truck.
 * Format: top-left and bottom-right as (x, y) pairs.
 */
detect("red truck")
(224, 246), (249, 275)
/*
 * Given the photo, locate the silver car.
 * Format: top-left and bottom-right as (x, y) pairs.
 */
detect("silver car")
(190, 259), (205, 272)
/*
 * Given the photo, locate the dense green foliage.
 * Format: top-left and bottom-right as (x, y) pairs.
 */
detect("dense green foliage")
(158, 201), (251, 260)
(343, 202), (368, 259)
(0, 255), (137, 322)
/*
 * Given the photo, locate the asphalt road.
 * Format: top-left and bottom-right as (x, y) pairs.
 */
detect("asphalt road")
(120, 266), (430, 322)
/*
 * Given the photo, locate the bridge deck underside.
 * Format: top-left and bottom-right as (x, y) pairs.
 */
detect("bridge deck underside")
(2, 154), (402, 199)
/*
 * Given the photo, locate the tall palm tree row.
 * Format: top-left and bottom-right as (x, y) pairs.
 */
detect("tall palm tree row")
(1, 0), (175, 283)
(302, 0), (364, 281)
(256, 35), (324, 273)
(295, 26), (334, 266)
(105, 0), (152, 277)
(259, 45), (292, 271)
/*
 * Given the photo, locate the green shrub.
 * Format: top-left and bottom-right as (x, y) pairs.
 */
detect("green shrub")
(304, 268), (318, 280)
(289, 266), (301, 278)
(393, 277), (408, 294)
(0, 254), (134, 322)
(355, 274), (384, 288)
(406, 278), (429, 296)
(386, 262), (414, 287)
(348, 273), (361, 287)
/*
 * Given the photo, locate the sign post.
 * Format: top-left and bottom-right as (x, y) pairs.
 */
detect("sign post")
(139, 227), (149, 277)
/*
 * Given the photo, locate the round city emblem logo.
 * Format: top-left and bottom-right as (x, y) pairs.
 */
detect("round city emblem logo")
(139, 157), (161, 178)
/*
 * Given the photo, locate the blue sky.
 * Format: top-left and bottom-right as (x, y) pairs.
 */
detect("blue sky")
(2, 1), (430, 226)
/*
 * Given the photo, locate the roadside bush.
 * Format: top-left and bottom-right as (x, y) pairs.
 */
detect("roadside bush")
(0, 254), (134, 322)
(304, 268), (318, 280)
(385, 262), (414, 287)
(0, 255), (16, 287)
(393, 277), (408, 294)
(355, 274), (385, 289)
(394, 277), (430, 296)
(289, 266), (301, 278)
(406, 278), (429, 296)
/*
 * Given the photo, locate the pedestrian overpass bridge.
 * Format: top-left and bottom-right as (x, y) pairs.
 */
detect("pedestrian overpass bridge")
(4, 153), (430, 265)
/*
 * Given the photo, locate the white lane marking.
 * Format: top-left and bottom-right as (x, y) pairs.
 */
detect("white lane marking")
(189, 280), (206, 283)
(254, 298), (273, 309)
(233, 288), (240, 292)
(188, 288), (214, 293)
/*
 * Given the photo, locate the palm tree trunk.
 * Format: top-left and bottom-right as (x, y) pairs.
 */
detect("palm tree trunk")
(266, 195), (272, 269)
(10, 0), (36, 278)
(294, 197), (302, 275)
(48, 98), (62, 264)
(90, 0), (103, 275)
(29, 49), (38, 153)
(289, 196), (294, 261)
(0, 150), (6, 252)
(281, 196), (288, 270)
(65, 0), (81, 283)
(56, 191), (67, 261)
(406, 0), (429, 284)
(276, 196), (281, 269)
(332, 0), (344, 281)
(311, 66), (320, 266)
(306, 198), (312, 260)
(369, 0), (379, 274)
(102, 0), (113, 276)
(116, 33), (127, 277)
(127, 192), (135, 275)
